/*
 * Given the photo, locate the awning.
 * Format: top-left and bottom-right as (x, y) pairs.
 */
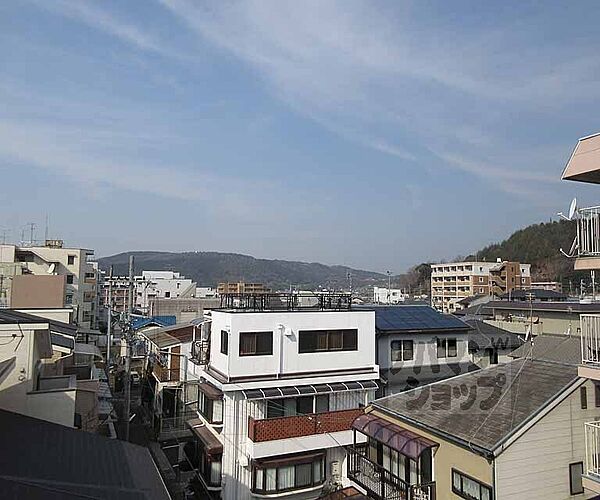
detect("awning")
(74, 343), (104, 361)
(51, 333), (75, 350)
(352, 413), (438, 460)
(242, 380), (378, 400)
(187, 419), (223, 456)
(197, 381), (222, 400)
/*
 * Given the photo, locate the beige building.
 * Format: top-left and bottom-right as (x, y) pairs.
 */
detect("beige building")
(347, 341), (593, 500)
(562, 131), (600, 495)
(217, 281), (270, 294)
(431, 260), (531, 313)
(0, 241), (98, 329)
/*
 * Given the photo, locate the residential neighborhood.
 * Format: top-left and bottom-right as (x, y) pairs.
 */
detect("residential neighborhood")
(3, 2), (600, 500)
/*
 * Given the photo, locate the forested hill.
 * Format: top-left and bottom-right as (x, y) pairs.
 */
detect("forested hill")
(465, 219), (577, 282)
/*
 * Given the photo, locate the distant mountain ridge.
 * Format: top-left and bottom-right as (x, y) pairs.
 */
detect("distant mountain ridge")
(98, 251), (387, 291)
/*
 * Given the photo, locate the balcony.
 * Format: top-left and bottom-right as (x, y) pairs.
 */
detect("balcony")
(248, 408), (363, 442)
(152, 365), (180, 383)
(572, 206), (600, 270)
(584, 421), (600, 493)
(579, 315), (600, 380)
(347, 447), (436, 500)
(219, 291), (352, 311)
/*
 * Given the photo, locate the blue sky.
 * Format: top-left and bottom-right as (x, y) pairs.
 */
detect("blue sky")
(1, 1), (600, 273)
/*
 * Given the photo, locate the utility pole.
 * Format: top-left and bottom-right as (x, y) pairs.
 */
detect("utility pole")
(106, 266), (113, 366)
(124, 255), (134, 442)
(386, 270), (391, 304)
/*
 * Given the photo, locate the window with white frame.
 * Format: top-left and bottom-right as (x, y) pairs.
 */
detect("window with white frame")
(253, 454), (325, 494)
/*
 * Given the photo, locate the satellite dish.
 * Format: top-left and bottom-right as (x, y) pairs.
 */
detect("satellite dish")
(525, 324), (531, 342)
(47, 263), (56, 274)
(558, 197), (578, 221)
(568, 197), (578, 220)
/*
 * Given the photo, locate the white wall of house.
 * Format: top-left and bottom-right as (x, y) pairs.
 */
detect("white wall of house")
(209, 310), (377, 380)
(495, 378), (597, 500)
(377, 332), (470, 371)
(0, 322), (76, 426)
(373, 287), (407, 304)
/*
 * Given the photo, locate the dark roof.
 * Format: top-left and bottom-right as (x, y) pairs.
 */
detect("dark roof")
(486, 300), (600, 313)
(142, 324), (195, 348)
(380, 362), (480, 394)
(465, 320), (522, 351)
(0, 310), (77, 352)
(0, 409), (170, 500)
(508, 335), (581, 366)
(0, 309), (44, 324)
(373, 359), (579, 455)
(453, 303), (494, 318)
(499, 289), (568, 301)
(357, 305), (470, 333)
(321, 487), (369, 499)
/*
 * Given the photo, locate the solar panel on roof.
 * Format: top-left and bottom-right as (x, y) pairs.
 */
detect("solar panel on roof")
(361, 305), (468, 332)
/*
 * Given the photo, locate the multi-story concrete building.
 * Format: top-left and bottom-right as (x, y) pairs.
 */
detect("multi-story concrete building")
(561, 131), (600, 495)
(431, 260), (531, 313)
(373, 286), (407, 304)
(100, 270), (196, 315)
(181, 292), (379, 499)
(217, 282), (270, 295)
(0, 241), (98, 329)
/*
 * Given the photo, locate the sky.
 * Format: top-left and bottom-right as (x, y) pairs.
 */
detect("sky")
(1, 1), (600, 273)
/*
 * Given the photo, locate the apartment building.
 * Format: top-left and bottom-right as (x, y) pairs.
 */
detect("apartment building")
(0, 241), (98, 329)
(373, 286), (407, 304)
(217, 281), (270, 294)
(179, 292), (379, 500)
(431, 260), (531, 313)
(347, 345), (594, 500)
(562, 131), (600, 495)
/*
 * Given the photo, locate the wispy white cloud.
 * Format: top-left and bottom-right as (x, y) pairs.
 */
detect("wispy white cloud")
(29, 0), (173, 57)
(158, 0), (599, 196)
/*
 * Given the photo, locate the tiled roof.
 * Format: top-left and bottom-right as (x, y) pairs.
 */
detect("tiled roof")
(373, 358), (579, 455)
(508, 334), (581, 366)
(0, 409), (170, 500)
(380, 362), (480, 394)
(465, 320), (522, 351)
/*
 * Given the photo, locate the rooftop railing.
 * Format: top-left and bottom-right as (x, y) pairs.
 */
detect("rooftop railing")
(219, 292), (352, 311)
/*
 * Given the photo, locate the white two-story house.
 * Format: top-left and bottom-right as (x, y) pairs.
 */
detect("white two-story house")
(363, 305), (478, 396)
(183, 292), (379, 500)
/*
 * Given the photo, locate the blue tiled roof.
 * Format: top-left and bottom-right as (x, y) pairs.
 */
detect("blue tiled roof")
(131, 315), (176, 330)
(358, 305), (469, 332)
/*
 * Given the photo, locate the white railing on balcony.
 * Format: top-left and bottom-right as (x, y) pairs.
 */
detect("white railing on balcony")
(581, 315), (600, 365)
(578, 206), (600, 257)
(585, 421), (600, 479)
